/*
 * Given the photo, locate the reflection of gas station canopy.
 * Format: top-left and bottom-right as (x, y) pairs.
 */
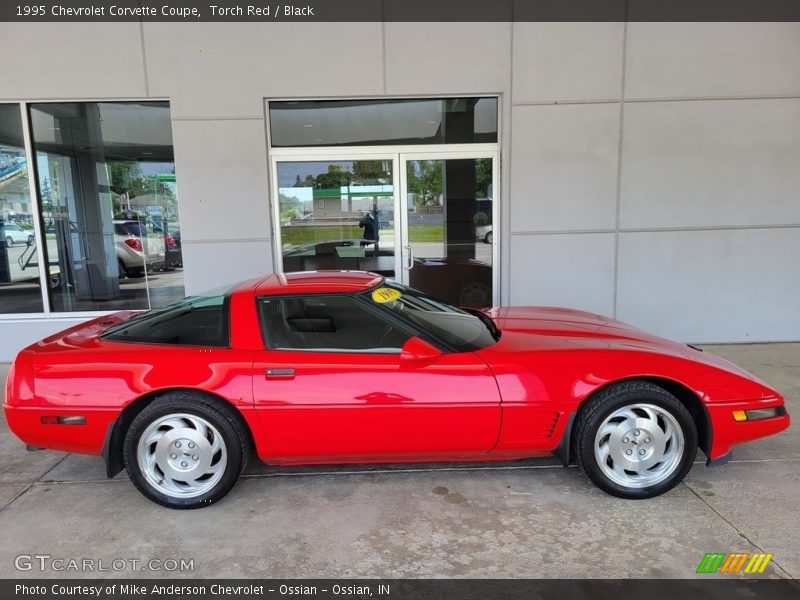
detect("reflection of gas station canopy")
(312, 185), (394, 217)
(312, 186), (393, 199)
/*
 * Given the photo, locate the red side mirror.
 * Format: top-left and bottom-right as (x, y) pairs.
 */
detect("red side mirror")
(400, 336), (442, 362)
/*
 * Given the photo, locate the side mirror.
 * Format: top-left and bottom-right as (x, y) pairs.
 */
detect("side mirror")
(400, 336), (442, 362)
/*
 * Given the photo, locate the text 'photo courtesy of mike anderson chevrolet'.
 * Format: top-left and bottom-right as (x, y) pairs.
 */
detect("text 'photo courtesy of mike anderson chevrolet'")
(3, 271), (790, 508)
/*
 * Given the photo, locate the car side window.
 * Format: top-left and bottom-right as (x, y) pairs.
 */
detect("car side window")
(101, 291), (230, 347)
(259, 295), (412, 353)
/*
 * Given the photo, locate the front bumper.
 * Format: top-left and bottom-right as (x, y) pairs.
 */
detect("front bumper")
(706, 396), (790, 461)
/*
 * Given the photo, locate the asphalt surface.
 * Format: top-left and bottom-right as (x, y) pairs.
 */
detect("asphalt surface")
(0, 343), (797, 579)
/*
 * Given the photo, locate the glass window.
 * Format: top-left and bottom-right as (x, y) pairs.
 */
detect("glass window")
(101, 286), (231, 347)
(270, 98), (497, 147)
(366, 281), (497, 352)
(259, 294), (412, 353)
(405, 157), (494, 307)
(0, 104), (44, 313)
(29, 101), (184, 313)
(277, 160), (396, 278)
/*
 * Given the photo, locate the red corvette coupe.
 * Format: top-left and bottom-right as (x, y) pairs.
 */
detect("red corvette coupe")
(4, 271), (790, 509)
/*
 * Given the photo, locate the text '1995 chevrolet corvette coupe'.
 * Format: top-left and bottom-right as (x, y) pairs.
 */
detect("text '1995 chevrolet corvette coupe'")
(4, 271), (791, 508)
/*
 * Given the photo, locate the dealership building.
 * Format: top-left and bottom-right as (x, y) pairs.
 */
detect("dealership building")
(0, 20), (798, 361)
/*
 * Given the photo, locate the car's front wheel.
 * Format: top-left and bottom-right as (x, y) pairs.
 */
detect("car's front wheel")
(574, 381), (697, 499)
(123, 393), (249, 508)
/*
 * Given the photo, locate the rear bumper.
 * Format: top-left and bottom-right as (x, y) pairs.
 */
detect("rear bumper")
(706, 397), (790, 460)
(3, 403), (115, 455)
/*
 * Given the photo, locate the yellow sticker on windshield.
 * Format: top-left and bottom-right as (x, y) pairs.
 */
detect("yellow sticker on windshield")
(372, 287), (402, 303)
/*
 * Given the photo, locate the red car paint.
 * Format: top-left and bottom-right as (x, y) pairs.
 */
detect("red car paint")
(3, 271), (790, 471)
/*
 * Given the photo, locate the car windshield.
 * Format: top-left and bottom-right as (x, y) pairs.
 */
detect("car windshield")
(365, 281), (498, 352)
(101, 284), (235, 347)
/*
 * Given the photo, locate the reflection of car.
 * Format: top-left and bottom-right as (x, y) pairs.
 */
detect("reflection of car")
(476, 224), (492, 244)
(3, 222), (33, 247)
(283, 239), (492, 306)
(165, 229), (182, 268)
(114, 220), (165, 278)
(4, 272), (790, 508)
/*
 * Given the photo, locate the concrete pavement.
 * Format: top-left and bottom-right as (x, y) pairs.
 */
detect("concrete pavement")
(0, 344), (797, 579)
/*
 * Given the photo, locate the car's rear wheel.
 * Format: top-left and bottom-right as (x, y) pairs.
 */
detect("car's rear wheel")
(484, 231), (493, 244)
(6, 236), (13, 248)
(123, 393), (248, 509)
(574, 381), (697, 499)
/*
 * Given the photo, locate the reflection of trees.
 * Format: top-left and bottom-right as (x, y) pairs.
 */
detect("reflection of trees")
(314, 164), (350, 190)
(109, 161), (177, 221)
(294, 162), (392, 191)
(279, 192), (302, 221)
(407, 160), (442, 206)
(475, 158), (492, 197)
(110, 162), (151, 198)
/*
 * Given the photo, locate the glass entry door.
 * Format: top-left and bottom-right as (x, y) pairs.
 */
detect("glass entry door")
(398, 152), (497, 307)
(274, 157), (400, 280)
(273, 150), (497, 307)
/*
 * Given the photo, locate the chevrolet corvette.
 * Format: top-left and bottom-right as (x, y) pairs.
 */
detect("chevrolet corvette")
(4, 271), (790, 508)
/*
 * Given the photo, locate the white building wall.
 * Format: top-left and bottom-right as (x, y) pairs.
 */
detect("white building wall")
(0, 21), (798, 360)
(509, 22), (800, 343)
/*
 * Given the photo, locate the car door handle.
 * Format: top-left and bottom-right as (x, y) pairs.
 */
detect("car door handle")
(265, 368), (295, 380)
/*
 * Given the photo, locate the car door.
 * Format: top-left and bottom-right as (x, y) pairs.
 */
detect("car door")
(252, 293), (501, 461)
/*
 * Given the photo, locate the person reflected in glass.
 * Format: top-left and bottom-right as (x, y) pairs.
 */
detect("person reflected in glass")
(358, 210), (379, 256)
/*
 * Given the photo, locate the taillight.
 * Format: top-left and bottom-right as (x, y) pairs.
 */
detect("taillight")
(166, 234), (177, 249)
(124, 238), (143, 251)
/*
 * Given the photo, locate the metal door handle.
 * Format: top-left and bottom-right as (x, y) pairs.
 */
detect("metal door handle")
(404, 245), (414, 270)
(265, 368), (295, 380)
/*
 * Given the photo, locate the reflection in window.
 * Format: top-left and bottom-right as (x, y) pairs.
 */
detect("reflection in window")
(102, 288), (230, 347)
(405, 158), (493, 307)
(29, 102), (184, 312)
(278, 160), (396, 279)
(259, 295), (411, 353)
(0, 104), (44, 313)
(270, 98), (498, 147)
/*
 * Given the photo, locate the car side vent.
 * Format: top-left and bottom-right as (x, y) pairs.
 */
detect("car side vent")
(546, 412), (560, 439)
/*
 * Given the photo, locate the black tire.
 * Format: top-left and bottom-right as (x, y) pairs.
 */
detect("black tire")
(123, 392), (249, 509)
(574, 380), (697, 499)
(6, 236), (13, 248)
(484, 231), (493, 244)
(26, 234), (34, 246)
(117, 260), (126, 280)
(126, 266), (146, 278)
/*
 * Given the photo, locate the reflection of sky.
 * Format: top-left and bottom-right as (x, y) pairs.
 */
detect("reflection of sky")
(141, 162), (175, 176)
(279, 186), (313, 203)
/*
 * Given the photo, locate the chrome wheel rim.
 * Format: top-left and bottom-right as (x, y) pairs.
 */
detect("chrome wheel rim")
(137, 412), (227, 498)
(594, 403), (685, 489)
